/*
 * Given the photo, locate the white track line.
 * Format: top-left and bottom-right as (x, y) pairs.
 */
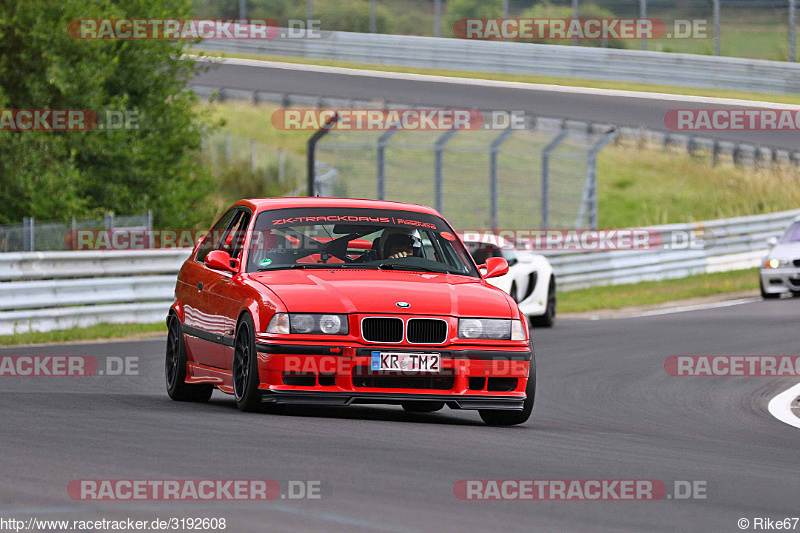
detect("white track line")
(592, 297), (761, 320)
(195, 55), (800, 110)
(768, 382), (800, 429)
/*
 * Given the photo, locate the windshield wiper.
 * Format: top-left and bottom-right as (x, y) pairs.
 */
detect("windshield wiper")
(378, 263), (449, 273)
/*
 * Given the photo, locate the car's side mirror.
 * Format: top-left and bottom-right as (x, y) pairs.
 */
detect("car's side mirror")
(205, 249), (239, 273)
(480, 257), (509, 279)
(767, 236), (778, 247)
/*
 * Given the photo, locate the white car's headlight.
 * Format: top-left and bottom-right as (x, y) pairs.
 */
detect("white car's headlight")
(764, 258), (788, 269)
(267, 313), (349, 335)
(458, 318), (525, 340)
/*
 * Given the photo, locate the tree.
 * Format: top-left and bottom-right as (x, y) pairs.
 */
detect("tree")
(0, 0), (214, 227)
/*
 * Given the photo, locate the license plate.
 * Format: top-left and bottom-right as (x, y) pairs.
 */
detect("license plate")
(371, 352), (441, 373)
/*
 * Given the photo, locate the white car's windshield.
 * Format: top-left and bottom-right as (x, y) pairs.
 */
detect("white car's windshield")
(246, 207), (479, 277)
(780, 221), (800, 243)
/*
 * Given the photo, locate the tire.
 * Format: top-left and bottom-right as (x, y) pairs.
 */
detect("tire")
(760, 279), (780, 299)
(233, 313), (262, 412)
(479, 357), (535, 426)
(402, 401), (445, 413)
(165, 314), (213, 402)
(529, 277), (556, 328)
(478, 355), (536, 426)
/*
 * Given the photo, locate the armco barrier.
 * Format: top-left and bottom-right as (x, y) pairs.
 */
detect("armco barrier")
(0, 249), (191, 335)
(1, 208), (798, 334)
(197, 29), (800, 94)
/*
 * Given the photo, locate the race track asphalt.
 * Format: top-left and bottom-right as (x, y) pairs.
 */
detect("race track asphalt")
(191, 60), (800, 151)
(1, 297), (799, 532)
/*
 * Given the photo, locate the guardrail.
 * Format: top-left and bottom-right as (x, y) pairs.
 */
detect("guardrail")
(1, 208), (797, 334)
(544, 209), (800, 290)
(198, 29), (800, 94)
(0, 249), (191, 335)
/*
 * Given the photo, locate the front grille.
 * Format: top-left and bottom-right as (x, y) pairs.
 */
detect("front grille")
(407, 319), (447, 344)
(352, 367), (454, 390)
(361, 317), (404, 343)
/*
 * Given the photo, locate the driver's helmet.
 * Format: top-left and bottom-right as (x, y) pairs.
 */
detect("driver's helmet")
(379, 228), (422, 259)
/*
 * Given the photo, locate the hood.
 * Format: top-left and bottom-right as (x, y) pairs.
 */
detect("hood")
(250, 269), (513, 317)
(768, 242), (800, 260)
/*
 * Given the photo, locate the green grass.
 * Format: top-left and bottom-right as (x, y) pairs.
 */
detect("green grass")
(0, 322), (166, 347)
(558, 268), (758, 314)
(193, 49), (800, 106)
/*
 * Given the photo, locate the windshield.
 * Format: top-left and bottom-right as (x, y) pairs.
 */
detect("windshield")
(780, 221), (800, 243)
(245, 207), (479, 277)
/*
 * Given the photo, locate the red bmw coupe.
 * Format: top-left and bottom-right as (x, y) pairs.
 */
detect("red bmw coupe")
(166, 198), (535, 425)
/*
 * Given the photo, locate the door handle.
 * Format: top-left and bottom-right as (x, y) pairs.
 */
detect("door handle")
(197, 282), (203, 291)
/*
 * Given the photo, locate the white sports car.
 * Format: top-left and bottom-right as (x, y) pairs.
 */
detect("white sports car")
(462, 233), (556, 327)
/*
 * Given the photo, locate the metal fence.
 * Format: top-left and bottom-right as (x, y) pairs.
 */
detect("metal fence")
(0, 213), (152, 253)
(313, 118), (617, 230)
(199, 27), (800, 94)
(1, 207), (794, 334)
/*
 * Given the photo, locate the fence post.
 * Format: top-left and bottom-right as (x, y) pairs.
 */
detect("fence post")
(104, 213), (115, 230)
(640, 0), (647, 51)
(251, 139), (257, 173)
(23, 217), (34, 252)
(225, 133), (232, 165)
(791, 0), (797, 62)
(376, 129), (398, 201)
(306, 113), (339, 196)
(713, 0), (720, 56)
(578, 128), (618, 229)
(434, 129), (460, 214)
(278, 148), (286, 182)
(490, 127), (514, 234)
(541, 130), (569, 230)
(434, 0), (441, 37)
(572, 0), (579, 46)
(370, 0), (376, 33)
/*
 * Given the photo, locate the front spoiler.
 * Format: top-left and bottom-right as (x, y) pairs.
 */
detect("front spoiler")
(260, 390), (525, 410)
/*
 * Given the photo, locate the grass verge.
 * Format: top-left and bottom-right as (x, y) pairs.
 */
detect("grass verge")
(0, 322), (167, 347)
(558, 268), (758, 314)
(193, 49), (800, 106)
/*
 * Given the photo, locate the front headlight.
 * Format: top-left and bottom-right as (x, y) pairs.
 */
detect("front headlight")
(266, 313), (348, 334)
(764, 258), (787, 269)
(458, 318), (526, 340)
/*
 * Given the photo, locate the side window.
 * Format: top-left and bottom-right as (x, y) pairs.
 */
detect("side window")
(195, 209), (237, 264)
(219, 210), (251, 261)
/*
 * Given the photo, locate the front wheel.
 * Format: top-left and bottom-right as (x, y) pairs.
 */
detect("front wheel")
(165, 315), (213, 402)
(233, 314), (262, 412)
(479, 358), (535, 426)
(530, 277), (556, 328)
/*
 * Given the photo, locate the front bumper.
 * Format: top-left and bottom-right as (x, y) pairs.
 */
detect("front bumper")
(260, 390), (525, 410)
(759, 267), (800, 294)
(254, 342), (533, 409)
